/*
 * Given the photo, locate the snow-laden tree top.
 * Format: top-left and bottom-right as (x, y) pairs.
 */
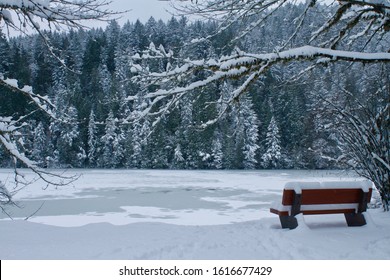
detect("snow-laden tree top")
(0, 0), (116, 32)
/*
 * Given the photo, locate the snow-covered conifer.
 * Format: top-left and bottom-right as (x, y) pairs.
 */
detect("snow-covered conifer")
(211, 137), (223, 169)
(173, 144), (185, 169)
(100, 111), (117, 168)
(241, 97), (260, 169)
(54, 106), (85, 167)
(31, 122), (47, 167)
(113, 126), (126, 168)
(262, 116), (281, 169)
(87, 110), (98, 167)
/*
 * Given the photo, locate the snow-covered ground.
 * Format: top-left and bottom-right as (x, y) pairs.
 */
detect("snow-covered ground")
(1, 169), (389, 260)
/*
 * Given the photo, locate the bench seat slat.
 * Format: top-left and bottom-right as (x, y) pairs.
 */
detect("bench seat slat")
(270, 207), (358, 216)
(270, 202), (359, 216)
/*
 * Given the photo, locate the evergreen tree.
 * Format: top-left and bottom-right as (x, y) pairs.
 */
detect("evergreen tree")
(105, 20), (120, 73)
(262, 116), (282, 169)
(132, 20), (149, 52)
(129, 120), (142, 168)
(178, 95), (195, 168)
(0, 33), (10, 74)
(211, 137), (223, 169)
(100, 111), (117, 168)
(58, 106), (85, 167)
(87, 110), (98, 167)
(173, 144), (185, 169)
(31, 36), (54, 96)
(31, 122), (47, 167)
(217, 82), (236, 169)
(113, 125), (126, 168)
(241, 97), (260, 169)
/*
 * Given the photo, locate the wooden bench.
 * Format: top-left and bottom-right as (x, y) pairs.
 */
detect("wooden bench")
(270, 181), (373, 229)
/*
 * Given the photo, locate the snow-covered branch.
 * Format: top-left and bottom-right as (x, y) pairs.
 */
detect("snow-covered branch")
(315, 80), (389, 210)
(130, 44), (390, 122)
(174, 1), (390, 52)
(1, 1), (120, 69)
(0, 0), (118, 31)
(0, 75), (55, 118)
(0, 0), (118, 210)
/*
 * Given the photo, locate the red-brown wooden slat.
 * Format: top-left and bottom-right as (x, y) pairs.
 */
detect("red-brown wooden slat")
(281, 188), (372, 206)
(270, 208), (286, 216)
(301, 209), (356, 215)
(270, 207), (357, 216)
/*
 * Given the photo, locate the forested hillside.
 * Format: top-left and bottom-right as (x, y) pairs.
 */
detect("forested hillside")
(0, 3), (388, 170)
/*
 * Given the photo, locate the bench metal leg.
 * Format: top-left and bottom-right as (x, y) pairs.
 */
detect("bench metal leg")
(279, 216), (298, 229)
(344, 213), (367, 226)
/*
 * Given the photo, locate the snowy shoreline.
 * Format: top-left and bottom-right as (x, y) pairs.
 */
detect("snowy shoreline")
(2, 211), (390, 260)
(1, 169), (389, 260)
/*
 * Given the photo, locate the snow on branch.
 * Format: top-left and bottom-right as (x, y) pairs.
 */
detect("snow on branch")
(372, 152), (390, 172)
(0, 1), (118, 210)
(0, 75), (55, 118)
(173, 1), (389, 53)
(0, 1), (118, 31)
(130, 44), (390, 123)
(130, 1), (389, 120)
(175, 0), (287, 49)
(0, 116), (78, 188)
(1, 1), (120, 72)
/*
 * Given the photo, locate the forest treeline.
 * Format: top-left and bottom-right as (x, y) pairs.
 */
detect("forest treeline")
(0, 3), (387, 170)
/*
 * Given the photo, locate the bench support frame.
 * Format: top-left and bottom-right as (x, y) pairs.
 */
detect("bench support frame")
(274, 189), (370, 229)
(279, 191), (302, 229)
(344, 213), (367, 226)
(279, 215), (298, 229)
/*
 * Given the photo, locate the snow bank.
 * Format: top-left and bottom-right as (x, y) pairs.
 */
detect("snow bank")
(1, 209), (390, 260)
(0, 170), (388, 260)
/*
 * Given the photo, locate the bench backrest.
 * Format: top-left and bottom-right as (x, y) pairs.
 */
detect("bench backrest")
(281, 188), (373, 206)
(279, 181), (373, 216)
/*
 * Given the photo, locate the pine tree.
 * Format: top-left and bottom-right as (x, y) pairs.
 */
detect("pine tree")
(217, 82), (235, 169)
(62, 107), (80, 147)
(129, 120), (142, 168)
(87, 110), (98, 167)
(32, 36), (54, 95)
(31, 122), (47, 167)
(132, 20), (149, 52)
(58, 106), (85, 167)
(211, 137), (223, 169)
(173, 144), (185, 169)
(128, 114), (151, 168)
(105, 20), (120, 73)
(241, 97), (260, 169)
(229, 96), (260, 169)
(262, 116), (282, 169)
(0, 33), (10, 74)
(178, 95), (195, 168)
(113, 125), (125, 168)
(100, 111), (116, 168)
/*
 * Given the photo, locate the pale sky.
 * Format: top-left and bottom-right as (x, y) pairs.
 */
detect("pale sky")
(2, 0), (176, 36)
(109, 0), (175, 24)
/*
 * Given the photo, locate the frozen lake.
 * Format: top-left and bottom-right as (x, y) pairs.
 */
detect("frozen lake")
(2, 169), (390, 260)
(0, 169), (366, 227)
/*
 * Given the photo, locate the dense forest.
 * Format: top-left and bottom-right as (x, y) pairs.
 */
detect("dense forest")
(0, 3), (388, 170)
